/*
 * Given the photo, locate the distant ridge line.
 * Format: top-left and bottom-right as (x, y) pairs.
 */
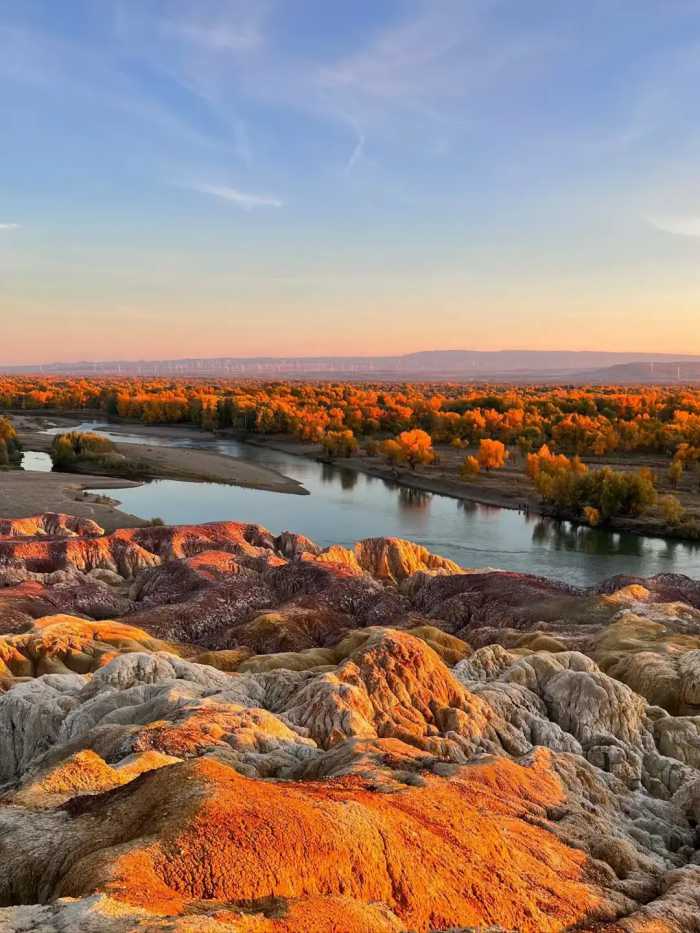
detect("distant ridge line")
(2, 350), (700, 383)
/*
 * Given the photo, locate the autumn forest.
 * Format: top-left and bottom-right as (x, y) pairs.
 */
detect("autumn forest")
(4, 376), (700, 537)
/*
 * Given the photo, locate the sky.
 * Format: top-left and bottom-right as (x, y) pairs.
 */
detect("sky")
(2, 0), (700, 364)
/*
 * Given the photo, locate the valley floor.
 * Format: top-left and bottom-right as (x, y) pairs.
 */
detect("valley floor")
(6, 412), (700, 542)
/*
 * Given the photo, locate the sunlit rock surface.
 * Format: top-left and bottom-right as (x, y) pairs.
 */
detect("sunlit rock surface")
(1, 514), (700, 931)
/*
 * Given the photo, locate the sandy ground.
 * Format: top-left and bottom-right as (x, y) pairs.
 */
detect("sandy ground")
(1, 416), (307, 532)
(0, 470), (145, 531)
(108, 441), (308, 493)
(15, 424), (307, 496)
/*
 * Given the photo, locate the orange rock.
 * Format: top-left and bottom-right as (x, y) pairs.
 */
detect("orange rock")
(52, 751), (610, 932)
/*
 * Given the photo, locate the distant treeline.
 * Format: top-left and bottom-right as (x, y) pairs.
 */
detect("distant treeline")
(3, 377), (700, 458)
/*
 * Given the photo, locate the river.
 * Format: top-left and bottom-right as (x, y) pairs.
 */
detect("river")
(44, 421), (699, 588)
(20, 450), (53, 472)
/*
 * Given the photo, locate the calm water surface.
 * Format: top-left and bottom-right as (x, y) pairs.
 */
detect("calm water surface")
(47, 421), (699, 588)
(20, 450), (53, 472)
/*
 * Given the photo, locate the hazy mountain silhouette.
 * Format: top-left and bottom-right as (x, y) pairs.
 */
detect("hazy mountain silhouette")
(3, 350), (700, 382)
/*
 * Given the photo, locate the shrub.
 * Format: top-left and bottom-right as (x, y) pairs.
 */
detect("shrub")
(460, 455), (481, 478)
(51, 431), (116, 468)
(583, 506), (601, 527)
(320, 429), (358, 460)
(659, 494), (685, 525)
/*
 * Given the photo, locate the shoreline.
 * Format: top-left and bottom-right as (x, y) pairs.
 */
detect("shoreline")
(241, 434), (700, 546)
(5, 412), (700, 544)
(14, 420), (308, 497)
(0, 470), (146, 531)
(1, 415), (308, 530)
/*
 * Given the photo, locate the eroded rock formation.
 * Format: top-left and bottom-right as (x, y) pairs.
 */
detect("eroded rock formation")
(1, 514), (700, 931)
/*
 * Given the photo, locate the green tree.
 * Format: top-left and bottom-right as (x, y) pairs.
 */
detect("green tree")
(0, 416), (21, 463)
(51, 435), (77, 468)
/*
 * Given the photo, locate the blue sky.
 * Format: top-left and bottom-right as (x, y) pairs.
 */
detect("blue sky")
(2, 0), (700, 363)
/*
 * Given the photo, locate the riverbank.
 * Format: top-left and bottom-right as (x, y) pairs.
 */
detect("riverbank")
(0, 415), (307, 530)
(110, 440), (307, 493)
(7, 413), (700, 544)
(242, 434), (700, 544)
(0, 470), (145, 531)
(13, 418), (307, 497)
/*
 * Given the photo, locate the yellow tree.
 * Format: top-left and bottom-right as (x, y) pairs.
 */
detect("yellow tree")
(394, 429), (434, 469)
(381, 438), (405, 465)
(321, 430), (358, 459)
(460, 455), (480, 478)
(668, 459), (684, 489)
(477, 438), (507, 471)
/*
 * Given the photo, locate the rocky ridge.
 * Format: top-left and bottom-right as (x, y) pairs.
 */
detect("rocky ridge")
(1, 514), (700, 931)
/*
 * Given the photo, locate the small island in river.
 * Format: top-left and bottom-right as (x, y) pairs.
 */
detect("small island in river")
(1, 416), (307, 531)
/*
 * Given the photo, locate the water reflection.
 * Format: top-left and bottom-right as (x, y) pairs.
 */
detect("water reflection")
(47, 421), (700, 587)
(20, 451), (53, 472)
(319, 463), (336, 485)
(398, 487), (431, 510)
(531, 519), (648, 557)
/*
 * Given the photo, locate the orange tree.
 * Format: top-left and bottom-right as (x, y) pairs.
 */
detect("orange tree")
(394, 429), (434, 469)
(382, 429), (434, 469)
(477, 439), (507, 471)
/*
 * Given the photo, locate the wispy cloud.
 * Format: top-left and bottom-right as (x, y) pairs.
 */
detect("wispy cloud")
(162, 21), (262, 53)
(0, 223), (19, 231)
(142, 1), (565, 176)
(341, 117), (366, 173)
(193, 183), (283, 210)
(647, 214), (700, 238)
(318, 2), (563, 115)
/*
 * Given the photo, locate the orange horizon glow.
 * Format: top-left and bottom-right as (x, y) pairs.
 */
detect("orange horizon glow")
(4, 248), (700, 365)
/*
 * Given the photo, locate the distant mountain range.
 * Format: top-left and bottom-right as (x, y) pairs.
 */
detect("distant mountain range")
(3, 350), (700, 383)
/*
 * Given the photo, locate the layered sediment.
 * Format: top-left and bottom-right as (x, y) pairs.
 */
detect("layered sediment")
(1, 514), (700, 931)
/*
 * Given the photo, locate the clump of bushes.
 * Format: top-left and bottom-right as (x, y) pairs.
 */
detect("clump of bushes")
(320, 429), (358, 460)
(527, 445), (657, 523)
(460, 439), (509, 478)
(0, 416), (21, 468)
(51, 432), (116, 469)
